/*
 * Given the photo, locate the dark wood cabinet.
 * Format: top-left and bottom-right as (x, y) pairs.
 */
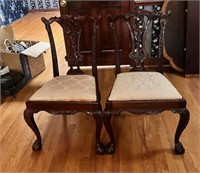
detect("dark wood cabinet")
(59, 0), (199, 75)
(185, 1), (199, 76)
(163, 1), (199, 76)
(59, 1), (131, 65)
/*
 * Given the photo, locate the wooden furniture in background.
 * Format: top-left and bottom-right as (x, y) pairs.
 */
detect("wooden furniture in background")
(162, 0), (199, 76)
(23, 15), (105, 154)
(59, 0), (199, 76)
(59, 1), (131, 65)
(59, 0), (165, 66)
(103, 10), (190, 155)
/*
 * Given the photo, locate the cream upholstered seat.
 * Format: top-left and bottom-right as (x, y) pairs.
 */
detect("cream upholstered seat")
(108, 72), (182, 101)
(30, 75), (96, 101)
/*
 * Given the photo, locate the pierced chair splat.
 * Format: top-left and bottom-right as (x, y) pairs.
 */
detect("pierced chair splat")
(23, 15), (105, 154)
(103, 10), (190, 155)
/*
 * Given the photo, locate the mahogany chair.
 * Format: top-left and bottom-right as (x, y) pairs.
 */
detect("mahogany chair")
(103, 10), (190, 155)
(24, 15), (105, 154)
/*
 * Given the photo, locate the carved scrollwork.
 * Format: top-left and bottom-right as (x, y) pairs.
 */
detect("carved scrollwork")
(104, 110), (120, 116)
(45, 110), (102, 116)
(92, 110), (102, 116)
(62, 15), (88, 68)
(128, 109), (164, 115)
(108, 10), (170, 71)
(41, 14), (101, 76)
(104, 109), (164, 116)
(47, 110), (78, 115)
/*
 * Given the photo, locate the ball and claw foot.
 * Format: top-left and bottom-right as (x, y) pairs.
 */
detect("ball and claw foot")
(96, 142), (105, 154)
(175, 141), (185, 154)
(32, 140), (42, 151)
(105, 142), (115, 154)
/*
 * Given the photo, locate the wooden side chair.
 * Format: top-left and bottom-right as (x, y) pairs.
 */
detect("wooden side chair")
(103, 10), (190, 154)
(24, 15), (105, 154)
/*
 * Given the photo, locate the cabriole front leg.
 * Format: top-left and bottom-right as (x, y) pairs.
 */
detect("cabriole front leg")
(173, 108), (190, 154)
(24, 108), (42, 151)
(103, 110), (117, 154)
(92, 111), (105, 154)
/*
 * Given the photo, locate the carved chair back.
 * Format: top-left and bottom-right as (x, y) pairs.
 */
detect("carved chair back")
(108, 10), (170, 74)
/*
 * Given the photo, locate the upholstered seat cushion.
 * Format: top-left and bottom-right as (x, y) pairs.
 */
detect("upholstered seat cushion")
(29, 75), (97, 101)
(108, 72), (182, 101)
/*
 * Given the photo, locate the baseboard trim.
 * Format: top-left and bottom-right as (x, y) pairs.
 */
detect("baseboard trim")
(185, 74), (200, 78)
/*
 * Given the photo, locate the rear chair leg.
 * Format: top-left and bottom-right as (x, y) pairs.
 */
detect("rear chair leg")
(24, 108), (42, 151)
(174, 108), (190, 154)
(103, 111), (116, 154)
(92, 111), (105, 154)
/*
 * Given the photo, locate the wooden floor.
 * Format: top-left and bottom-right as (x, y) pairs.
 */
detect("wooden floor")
(0, 11), (200, 172)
